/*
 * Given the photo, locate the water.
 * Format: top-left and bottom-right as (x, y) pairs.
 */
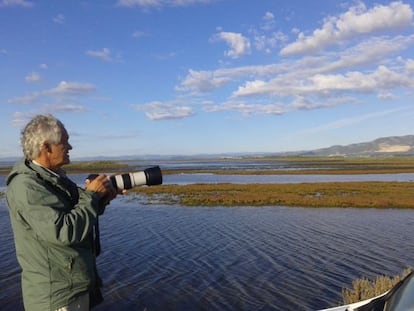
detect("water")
(161, 172), (414, 185)
(1, 195), (414, 311)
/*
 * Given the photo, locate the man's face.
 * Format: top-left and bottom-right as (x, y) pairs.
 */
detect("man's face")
(48, 126), (72, 170)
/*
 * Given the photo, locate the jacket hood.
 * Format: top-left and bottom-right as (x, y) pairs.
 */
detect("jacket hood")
(6, 158), (62, 187)
(6, 158), (31, 186)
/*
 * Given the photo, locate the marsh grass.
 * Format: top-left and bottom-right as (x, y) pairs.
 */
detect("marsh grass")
(132, 182), (414, 208)
(341, 268), (412, 304)
(65, 160), (128, 173)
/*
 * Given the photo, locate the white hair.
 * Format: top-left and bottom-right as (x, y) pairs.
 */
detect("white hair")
(21, 114), (64, 160)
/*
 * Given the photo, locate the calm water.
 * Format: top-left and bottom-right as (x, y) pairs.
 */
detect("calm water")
(1, 165), (414, 310)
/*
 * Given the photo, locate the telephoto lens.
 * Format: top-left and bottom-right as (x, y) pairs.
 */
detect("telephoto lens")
(87, 166), (162, 191)
(110, 166), (162, 190)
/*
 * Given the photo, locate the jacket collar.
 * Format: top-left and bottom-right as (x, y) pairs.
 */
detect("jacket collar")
(32, 160), (61, 178)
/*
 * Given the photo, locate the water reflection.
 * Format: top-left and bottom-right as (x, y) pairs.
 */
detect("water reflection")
(162, 172), (414, 185)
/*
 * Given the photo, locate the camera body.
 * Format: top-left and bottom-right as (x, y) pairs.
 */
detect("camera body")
(87, 166), (162, 191)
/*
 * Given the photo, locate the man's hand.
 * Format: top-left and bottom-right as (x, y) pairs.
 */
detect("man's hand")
(85, 174), (117, 205)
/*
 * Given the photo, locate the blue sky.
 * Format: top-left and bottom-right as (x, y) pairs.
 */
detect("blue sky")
(1, 0), (414, 159)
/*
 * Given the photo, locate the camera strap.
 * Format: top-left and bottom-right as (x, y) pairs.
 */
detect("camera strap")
(94, 219), (101, 257)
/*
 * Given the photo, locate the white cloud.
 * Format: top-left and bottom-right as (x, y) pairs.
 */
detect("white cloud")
(177, 58), (327, 94)
(85, 48), (113, 62)
(42, 104), (87, 113)
(203, 95), (356, 117)
(261, 11), (276, 31)
(377, 91), (395, 100)
(177, 69), (232, 93)
(48, 81), (95, 95)
(336, 2), (412, 35)
(406, 59), (414, 73)
(308, 65), (413, 94)
(9, 93), (41, 105)
(253, 31), (287, 54)
(53, 13), (65, 24)
(9, 81), (95, 104)
(233, 64), (414, 98)
(117, 0), (161, 7)
(11, 111), (31, 127)
(249, 12), (288, 54)
(280, 1), (413, 56)
(133, 101), (195, 120)
(325, 35), (414, 71)
(0, 0), (33, 8)
(204, 100), (286, 116)
(177, 62), (297, 94)
(25, 72), (41, 83)
(210, 31), (251, 59)
(153, 51), (176, 60)
(11, 105), (87, 128)
(131, 30), (149, 38)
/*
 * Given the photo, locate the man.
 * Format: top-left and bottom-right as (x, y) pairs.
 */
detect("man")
(6, 114), (117, 311)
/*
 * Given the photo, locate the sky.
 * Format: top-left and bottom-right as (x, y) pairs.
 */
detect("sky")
(1, 0), (414, 159)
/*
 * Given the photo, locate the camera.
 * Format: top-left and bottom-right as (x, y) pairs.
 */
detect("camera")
(87, 166), (162, 191)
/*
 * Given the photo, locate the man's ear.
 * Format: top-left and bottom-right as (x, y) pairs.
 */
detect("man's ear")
(43, 143), (52, 153)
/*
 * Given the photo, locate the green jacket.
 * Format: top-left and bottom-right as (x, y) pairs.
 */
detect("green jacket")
(6, 159), (103, 311)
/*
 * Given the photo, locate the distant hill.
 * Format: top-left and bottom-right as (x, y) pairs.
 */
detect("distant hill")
(299, 135), (414, 157)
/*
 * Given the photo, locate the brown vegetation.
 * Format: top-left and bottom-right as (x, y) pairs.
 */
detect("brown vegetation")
(64, 160), (128, 173)
(342, 268), (412, 304)
(131, 182), (414, 208)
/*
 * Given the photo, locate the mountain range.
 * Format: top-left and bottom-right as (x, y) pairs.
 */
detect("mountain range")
(296, 135), (414, 157)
